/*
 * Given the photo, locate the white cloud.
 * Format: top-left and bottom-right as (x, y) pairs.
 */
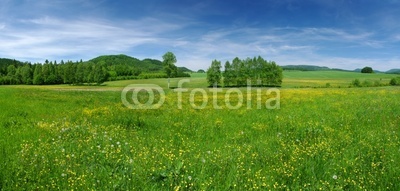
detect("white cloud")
(170, 27), (398, 71)
(0, 0), (398, 72)
(0, 16), (185, 62)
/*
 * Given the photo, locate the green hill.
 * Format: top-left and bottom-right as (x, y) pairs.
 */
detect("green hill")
(178, 67), (192, 72)
(0, 58), (27, 75)
(283, 70), (398, 88)
(282, 65), (331, 71)
(386, 69), (400, 74)
(89, 54), (192, 73)
(89, 54), (164, 73)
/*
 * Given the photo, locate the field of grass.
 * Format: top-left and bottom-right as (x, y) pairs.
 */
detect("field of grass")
(1, 77), (399, 190)
(107, 70), (398, 89)
(4, 70), (395, 90)
(283, 71), (398, 88)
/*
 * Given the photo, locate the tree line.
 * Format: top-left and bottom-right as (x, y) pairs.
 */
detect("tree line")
(0, 54), (190, 85)
(206, 56), (283, 87)
(0, 59), (110, 85)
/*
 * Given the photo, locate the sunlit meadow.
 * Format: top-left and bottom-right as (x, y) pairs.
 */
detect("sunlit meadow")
(0, 85), (399, 190)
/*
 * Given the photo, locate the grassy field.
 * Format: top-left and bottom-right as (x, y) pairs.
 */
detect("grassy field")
(0, 71), (399, 190)
(283, 71), (397, 88)
(106, 70), (398, 89)
(4, 70), (395, 90)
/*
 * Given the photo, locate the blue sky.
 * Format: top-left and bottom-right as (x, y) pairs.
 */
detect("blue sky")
(0, 0), (399, 71)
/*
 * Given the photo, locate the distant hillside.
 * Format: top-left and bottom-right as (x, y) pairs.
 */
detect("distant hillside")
(282, 65), (331, 71)
(89, 54), (163, 72)
(282, 65), (395, 73)
(386, 69), (400, 74)
(0, 58), (27, 74)
(353, 68), (385, 73)
(89, 54), (193, 73)
(178, 67), (192, 72)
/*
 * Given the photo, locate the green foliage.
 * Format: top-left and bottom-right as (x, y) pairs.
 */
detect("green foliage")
(325, 83), (331, 88)
(20, 65), (33, 85)
(197, 69), (205, 73)
(0, 58), (25, 75)
(93, 61), (108, 84)
(390, 77), (400, 86)
(223, 61), (234, 87)
(373, 80), (381, 87)
(7, 65), (16, 76)
(162, 52), (178, 78)
(361, 66), (373, 73)
(352, 79), (361, 87)
(351, 78), (386, 88)
(206, 59), (222, 87)
(362, 80), (373, 87)
(178, 67), (192, 73)
(33, 64), (44, 85)
(0, 54), (193, 85)
(138, 72), (168, 79)
(216, 56), (283, 87)
(90, 55), (162, 74)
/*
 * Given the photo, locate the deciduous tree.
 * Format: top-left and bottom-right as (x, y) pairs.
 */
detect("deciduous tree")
(361, 66), (373, 73)
(206, 59), (222, 87)
(162, 52), (177, 88)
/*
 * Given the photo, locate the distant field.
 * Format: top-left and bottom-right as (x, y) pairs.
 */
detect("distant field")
(102, 70), (398, 89)
(3, 70), (396, 90)
(104, 76), (209, 89)
(283, 70), (398, 88)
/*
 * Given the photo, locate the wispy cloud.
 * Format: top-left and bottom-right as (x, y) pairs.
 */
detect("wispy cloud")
(171, 26), (398, 70)
(0, 16), (185, 62)
(0, 0), (399, 71)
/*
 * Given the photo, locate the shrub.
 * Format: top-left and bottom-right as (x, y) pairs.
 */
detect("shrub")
(325, 83), (331, 88)
(138, 73), (168, 79)
(374, 80), (381, 87)
(390, 77), (399, 86)
(352, 79), (361, 87)
(362, 80), (372, 87)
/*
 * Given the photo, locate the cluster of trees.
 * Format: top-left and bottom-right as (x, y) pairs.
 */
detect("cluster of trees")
(0, 53), (190, 85)
(207, 56), (283, 87)
(361, 66), (373, 73)
(88, 54), (189, 80)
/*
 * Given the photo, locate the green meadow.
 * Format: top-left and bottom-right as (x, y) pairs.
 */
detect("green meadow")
(104, 70), (398, 89)
(1, 71), (399, 190)
(283, 70), (397, 88)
